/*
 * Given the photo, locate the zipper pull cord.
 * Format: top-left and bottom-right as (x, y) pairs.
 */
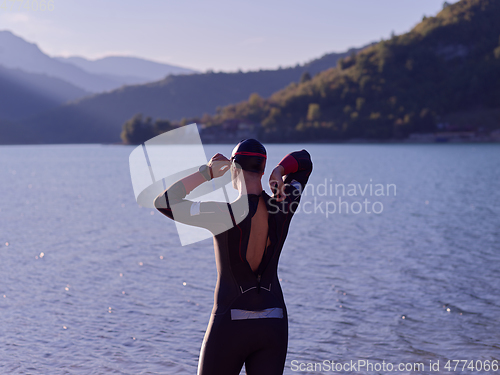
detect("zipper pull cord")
(257, 274), (261, 294)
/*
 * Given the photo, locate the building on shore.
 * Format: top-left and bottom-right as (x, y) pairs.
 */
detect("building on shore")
(407, 130), (500, 143)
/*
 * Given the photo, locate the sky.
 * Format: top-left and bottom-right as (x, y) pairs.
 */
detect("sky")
(0, 0), (459, 73)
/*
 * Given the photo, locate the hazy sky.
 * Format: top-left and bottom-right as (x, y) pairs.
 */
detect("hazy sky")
(1, 0), (458, 72)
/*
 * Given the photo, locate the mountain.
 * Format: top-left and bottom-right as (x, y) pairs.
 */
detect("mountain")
(0, 30), (198, 124)
(0, 30), (121, 92)
(55, 56), (197, 86)
(8, 44), (371, 144)
(188, 0), (500, 142)
(0, 64), (88, 121)
(0, 30), (190, 93)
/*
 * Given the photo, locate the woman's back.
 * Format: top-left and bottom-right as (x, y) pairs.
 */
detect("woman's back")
(246, 195), (270, 272)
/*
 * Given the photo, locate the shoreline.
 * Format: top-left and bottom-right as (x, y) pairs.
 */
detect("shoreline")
(1, 139), (500, 146)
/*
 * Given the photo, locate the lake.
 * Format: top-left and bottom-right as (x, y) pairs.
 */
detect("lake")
(1, 143), (499, 374)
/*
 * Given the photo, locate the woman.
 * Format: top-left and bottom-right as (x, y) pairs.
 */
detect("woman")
(154, 139), (312, 375)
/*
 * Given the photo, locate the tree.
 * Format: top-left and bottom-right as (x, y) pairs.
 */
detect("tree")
(154, 119), (173, 135)
(356, 97), (365, 112)
(120, 114), (156, 144)
(495, 36), (500, 59)
(300, 72), (311, 83)
(249, 93), (263, 107)
(495, 46), (500, 59)
(307, 103), (321, 121)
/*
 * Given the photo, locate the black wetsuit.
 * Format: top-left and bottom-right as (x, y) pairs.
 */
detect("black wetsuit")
(155, 150), (312, 375)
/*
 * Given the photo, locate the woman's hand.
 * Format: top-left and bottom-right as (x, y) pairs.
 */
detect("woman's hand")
(207, 153), (230, 179)
(269, 165), (286, 202)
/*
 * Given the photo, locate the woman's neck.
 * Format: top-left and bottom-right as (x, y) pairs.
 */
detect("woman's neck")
(237, 173), (263, 197)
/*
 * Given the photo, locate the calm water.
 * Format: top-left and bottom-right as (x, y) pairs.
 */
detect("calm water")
(0, 144), (499, 374)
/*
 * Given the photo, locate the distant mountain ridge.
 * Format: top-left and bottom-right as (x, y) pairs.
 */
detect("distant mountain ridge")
(5, 43), (371, 144)
(55, 56), (197, 86)
(0, 30), (119, 93)
(0, 30), (197, 93)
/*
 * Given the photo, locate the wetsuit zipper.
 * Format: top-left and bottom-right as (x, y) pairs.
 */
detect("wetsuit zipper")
(257, 274), (261, 294)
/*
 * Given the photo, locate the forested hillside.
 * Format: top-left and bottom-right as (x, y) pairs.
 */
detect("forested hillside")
(168, 0), (500, 142)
